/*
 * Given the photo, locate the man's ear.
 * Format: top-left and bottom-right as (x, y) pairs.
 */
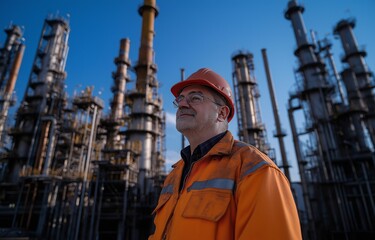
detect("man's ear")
(217, 105), (230, 122)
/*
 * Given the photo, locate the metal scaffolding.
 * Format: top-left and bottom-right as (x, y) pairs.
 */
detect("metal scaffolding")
(285, 1), (375, 239)
(0, 1), (166, 239)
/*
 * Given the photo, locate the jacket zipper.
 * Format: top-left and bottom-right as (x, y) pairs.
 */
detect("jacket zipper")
(180, 161), (195, 193)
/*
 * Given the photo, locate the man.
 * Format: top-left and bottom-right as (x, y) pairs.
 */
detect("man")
(149, 68), (302, 239)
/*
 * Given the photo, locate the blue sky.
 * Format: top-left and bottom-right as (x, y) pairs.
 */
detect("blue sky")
(1, 0), (374, 182)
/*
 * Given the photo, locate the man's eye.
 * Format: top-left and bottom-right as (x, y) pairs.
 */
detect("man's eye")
(190, 95), (202, 102)
(177, 96), (184, 102)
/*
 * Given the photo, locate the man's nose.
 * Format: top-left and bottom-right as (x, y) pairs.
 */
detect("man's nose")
(177, 97), (189, 108)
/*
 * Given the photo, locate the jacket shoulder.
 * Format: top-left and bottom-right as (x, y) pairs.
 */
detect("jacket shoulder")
(232, 141), (279, 181)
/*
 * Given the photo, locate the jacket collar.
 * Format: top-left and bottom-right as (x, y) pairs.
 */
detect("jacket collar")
(172, 131), (235, 168)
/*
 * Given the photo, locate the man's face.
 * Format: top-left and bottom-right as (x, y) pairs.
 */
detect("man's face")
(175, 85), (220, 134)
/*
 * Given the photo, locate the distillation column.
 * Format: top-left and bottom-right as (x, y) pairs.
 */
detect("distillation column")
(88, 38), (132, 240)
(231, 51), (270, 154)
(285, 0), (339, 159)
(6, 16), (70, 182)
(285, 0), (340, 238)
(0, 25), (25, 148)
(125, 0), (165, 196)
(68, 88), (103, 240)
(0, 15), (71, 238)
(334, 19), (375, 146)
(103, 38), (131, 152)
(333, 20), (375, 235)
(340, 69), (370, 152)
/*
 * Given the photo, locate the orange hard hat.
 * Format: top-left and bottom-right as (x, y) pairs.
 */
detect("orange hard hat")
(171, 68), (235, 122)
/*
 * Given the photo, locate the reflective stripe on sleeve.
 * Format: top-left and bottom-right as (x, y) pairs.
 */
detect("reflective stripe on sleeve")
(187, 178), (234, 192)
(161, 184), (174, 194)
(242, 161), (269, 178)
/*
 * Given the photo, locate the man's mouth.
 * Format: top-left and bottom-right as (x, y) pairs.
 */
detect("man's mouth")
(177, 110), (194, 119)
(178, 113), (193, 118)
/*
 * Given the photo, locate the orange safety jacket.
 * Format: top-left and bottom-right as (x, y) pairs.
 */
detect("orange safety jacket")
(149, 131), (302, 240)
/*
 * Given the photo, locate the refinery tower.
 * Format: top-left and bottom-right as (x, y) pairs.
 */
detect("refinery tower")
(285, 0), (375, 239)
(0, 0), (165, 239)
